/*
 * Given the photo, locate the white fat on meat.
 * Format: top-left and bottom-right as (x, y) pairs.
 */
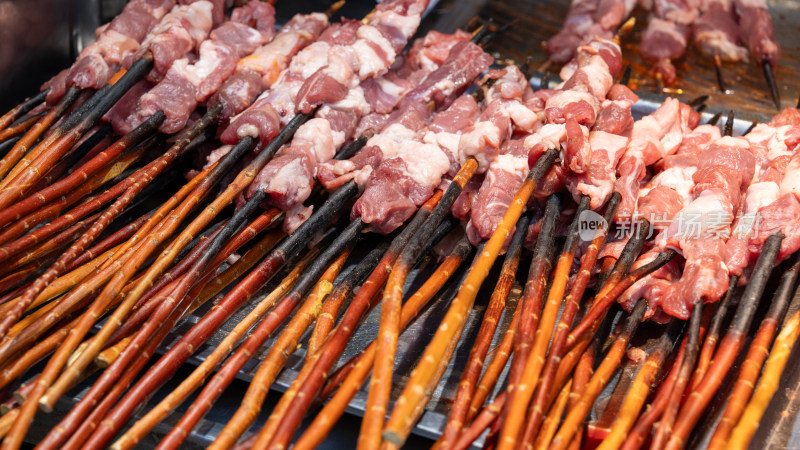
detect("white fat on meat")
(330, 86), (371, 116)
(423, 130), (462, 165)
(433, 79), (457, 98)
(743, 182), (781, 212)
(324, 48), (358, 86)
(383, 141), (451, 187)
(376, 77), (407, 98)
(643, 166), (697, 201)
(237, 124), (260, 139)
(289, 41), (332, 79)
(657, 189), (734, 251)
(292, 118), (337, 162)
(780, 154), (800, 198)
(489, 153), (529, 178)
(367, 123), (418, 151)
(357, 24), (396, 67)
(171, 41), (234, 98)
(350, 41), (387, 79)
(148, 2), (213, 47)
(84, 30), (140, 64)
(545, 90), (599, 115)
(525, 123), (567, 155)
(370, 10), (421, 38)
(459, 121), (505, 172)
(579, 54), (614, 98)
(181, 1), (215, 45)
(505, 101), (539, 133)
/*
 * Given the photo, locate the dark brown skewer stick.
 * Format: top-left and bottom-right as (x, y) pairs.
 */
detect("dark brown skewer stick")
(0, 90), (48, 134)
(650, 301), (705, 450)
(714, 55), (727, 93)
(762, 61), (781, 110)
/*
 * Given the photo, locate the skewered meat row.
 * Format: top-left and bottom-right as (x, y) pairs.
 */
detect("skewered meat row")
(221, 0), (429, 149)
(42, 0), (176, 104)
(547, 0), (780, 93)
(45, 1), (223, 105)
(322, 40), (492, 233)
(692, 0), (749, 62)
(111, 1), (278, 135)
(0, 1), (799, 449)
(243, 29), (474, 233)
(545, 0), (636, 64)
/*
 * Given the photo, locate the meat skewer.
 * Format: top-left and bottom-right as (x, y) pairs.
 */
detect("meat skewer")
(692, 0), (750, 93)
(82, 26), (486, 449)
(664, 232), (783, 450)
(361, 59), (537, 449)
(245, 43), (494, 450)
(34, 3), (340, 412)
(377, 149), (558, 447)
(733, 0), (781, 109)
(0, 1), (224, 212)
(494, 195), (562, 450)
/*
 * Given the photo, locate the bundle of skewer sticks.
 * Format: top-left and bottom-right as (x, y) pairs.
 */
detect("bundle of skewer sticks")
(0, 1), (798, 449)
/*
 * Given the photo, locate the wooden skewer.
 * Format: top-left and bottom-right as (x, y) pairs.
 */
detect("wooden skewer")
(650, 302), (706, 450)
(0, 114), (44, 143)
(109, 233), (310, 448)
(498, 196), (588, 450)
(295, 236), (472, 450)
(89, 179), (359, 449)
(0, 56), (153, 211)
(665, 233), (783, 450)
(566, 249), (676, 350)
(0, 90), (48, 134)
(377, 150), (558, 448)
(522, 193), (620, 440)
(690, 277), (737, 390)
(0, 87), (81, 183)
(452, 392), (507, 450)
(361, 158), (479, 450)
(436, 214), (529, 449)
(243, 191), (446, 449)
(762, 61), (781, 110)
(714, 55), (727, 94)
(707, 254), (800, 449)
(597, 321), (681, 450)
(153, 228), (360, 450)
(548, 300), (648, 450)
(727, 308), (800, 448)
(620, 338), (687, 450)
